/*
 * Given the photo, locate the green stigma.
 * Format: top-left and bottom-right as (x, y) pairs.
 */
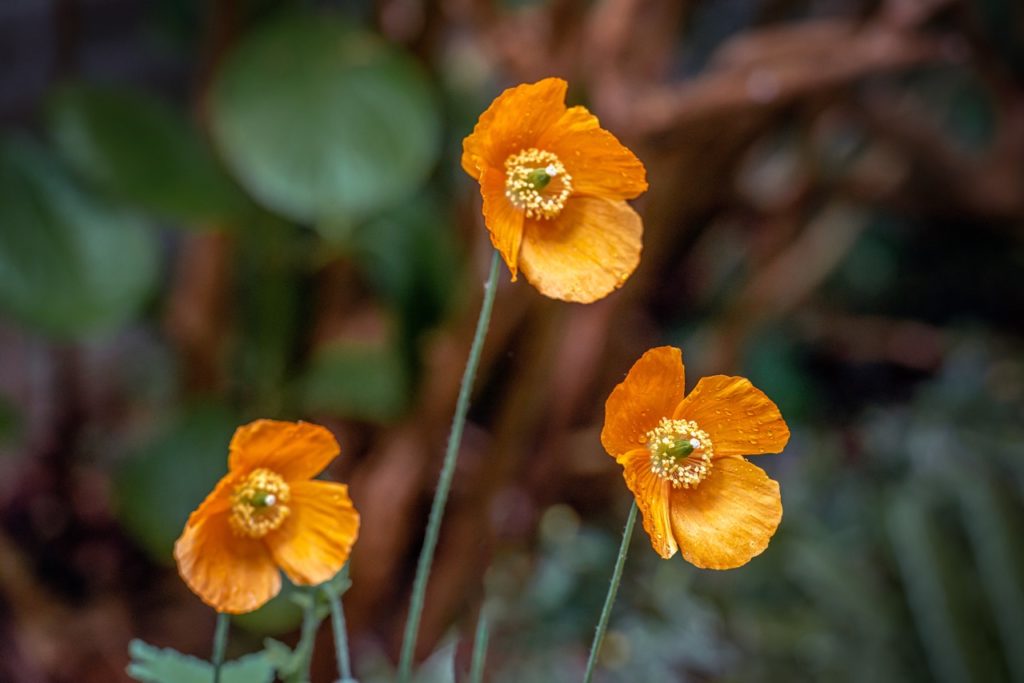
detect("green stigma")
(526, 168), (552, 190)
(250, 491), (278, 507)
(665, 439), (695, 459)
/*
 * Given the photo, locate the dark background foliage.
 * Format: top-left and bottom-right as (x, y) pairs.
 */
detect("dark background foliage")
(1, 0), (1023, 681)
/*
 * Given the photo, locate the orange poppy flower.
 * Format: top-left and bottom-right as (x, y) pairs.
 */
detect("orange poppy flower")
(461, 77), (648, 304)
(601, 347), (790, 569)
(174, 419), (360, 613)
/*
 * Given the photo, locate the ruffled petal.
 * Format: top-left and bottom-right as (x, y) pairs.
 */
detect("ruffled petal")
(480, 166), (525, 279)
(265, 481), (360, 586)
(174, 478), (281, 614)
(228, 420), (340, 481)
(461, 78), (568, 179)
(673, 376), (790, 457)
(518, 196), (642, 303)
(620, 448), (677, 559)
(669, 457), (782, 569)
(540, 106), (647, 200)
(602, 347), (686, 458)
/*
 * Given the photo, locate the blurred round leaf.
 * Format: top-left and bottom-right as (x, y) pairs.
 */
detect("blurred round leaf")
(298, 342), (409, 423)
(47, 84), (246, 223)
(0, 136), (158, 338)
(231, 580), (304, 636)
(352, 193), (462, 336)
(115, 405), (237, 564)
(209, 13), (440, 224)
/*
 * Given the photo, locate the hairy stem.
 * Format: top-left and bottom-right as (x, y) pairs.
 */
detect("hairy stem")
(398, 250), (502, 681)
(583, 502), (638, 683)
(325, 567), (357, 682)
(469, 608), (490, 683)
(211, 612), (230, 683)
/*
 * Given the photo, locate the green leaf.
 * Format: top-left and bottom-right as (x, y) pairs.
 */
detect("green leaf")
(261, 638), (298, 677)
(114, 405), (238, 563)
(47, 84), (246, 223)
(210, 13), (440, 224)
(262, 589), (328, 683)
(230, 581), (305, 636)
(127, 639), (274, 683)
(0, 136), (158, 338)
(351, 193), (462, 339)
(298, 341), (410, 423)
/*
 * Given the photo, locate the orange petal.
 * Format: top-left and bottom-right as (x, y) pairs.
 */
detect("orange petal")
(228, 420), (340, 481)
(620, 448), (677, 558)
(602, 346), (686, 458)
(673, 376), (790, 457)
(174, 480), (281, 614)
(539, 106), (647, 200)
(518, 196), (642, 303)
(461, 78), (568, 179)
(669, 457), (782, 569)
(480, 166), (525, 279)
(265, 480), (360, 586)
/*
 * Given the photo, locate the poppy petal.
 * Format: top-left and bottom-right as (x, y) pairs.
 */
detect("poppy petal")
(266, 481), (360, 586)
(621, 448), (677, 558)
(480, 166), (525, 279)
(228, 420), (340, 481)
(518, 196), (642, 303)
(461, 78), (568, 179)
(540, 106), (647, 200)
(602, 346), (686, 458)
(174, 482), (281, 614)
(669, 457), (782, 569)
(673, 376), (790, 457)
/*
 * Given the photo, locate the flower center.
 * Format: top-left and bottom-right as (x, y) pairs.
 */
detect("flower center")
(229, 468), (291, 538)
(504, 148), (573, 219)
(646, 418), (714, 489)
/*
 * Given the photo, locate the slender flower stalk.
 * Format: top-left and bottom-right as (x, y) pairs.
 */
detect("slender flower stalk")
(325, 567), (357, 683)
(583, 502), (637, 683)
(211, 612), (230, 683)
(469, 608), (490, 683)
(297, 592), (319, 683)
(398, 250), (502, 681)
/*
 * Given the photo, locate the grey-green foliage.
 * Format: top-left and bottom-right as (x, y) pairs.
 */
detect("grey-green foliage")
(47, 84), (246, 223)
(210, 12), (441, 225)
(127, 640), (275, 683)
(0, 136), (158, 338)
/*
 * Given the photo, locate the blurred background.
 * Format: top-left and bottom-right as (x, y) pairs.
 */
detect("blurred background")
(1, 0), (1024, 681)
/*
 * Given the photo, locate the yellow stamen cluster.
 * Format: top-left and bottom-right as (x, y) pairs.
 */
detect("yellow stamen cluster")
(229, 468), (291, 538)
(646, 418), (714, 489)
(504, 148), (573, 219)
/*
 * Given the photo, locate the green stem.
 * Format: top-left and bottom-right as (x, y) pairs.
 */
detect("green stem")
(211, 613), (230, 683)
(297, 592), (318, 683)
(583, 502), (638, 683)
(325, 573), (357, 683)
(469, 609), (490, 683)
(398, 250), (502, 682)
